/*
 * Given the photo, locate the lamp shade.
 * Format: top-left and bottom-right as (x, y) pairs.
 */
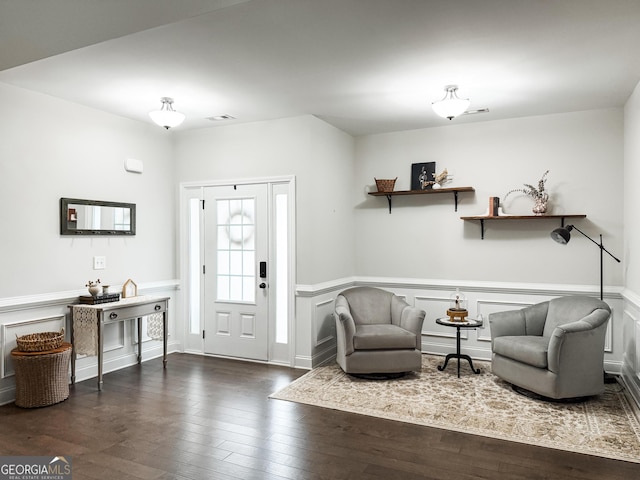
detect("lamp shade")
(550, 226), (572, 244)
(432, 85), (470, 120)
(149, 97), (185, 129)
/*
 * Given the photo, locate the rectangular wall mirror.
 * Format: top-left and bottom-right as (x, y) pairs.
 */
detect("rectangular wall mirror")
(60, 198), (136, 235)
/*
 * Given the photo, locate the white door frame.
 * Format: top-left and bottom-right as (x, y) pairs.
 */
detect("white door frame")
(178, 176), (296, 366)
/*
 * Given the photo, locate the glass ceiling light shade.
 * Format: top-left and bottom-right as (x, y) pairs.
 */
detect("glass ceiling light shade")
(432, 85), (470, 120)
(149, 97), (185, 129)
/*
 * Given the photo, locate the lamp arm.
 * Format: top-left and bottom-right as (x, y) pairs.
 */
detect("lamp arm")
(570, 225), (621, 263)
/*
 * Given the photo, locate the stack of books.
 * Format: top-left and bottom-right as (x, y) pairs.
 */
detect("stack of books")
(78, 293), (121, 305)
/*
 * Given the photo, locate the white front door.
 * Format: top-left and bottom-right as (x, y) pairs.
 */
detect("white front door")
(203, 184), (269, 361)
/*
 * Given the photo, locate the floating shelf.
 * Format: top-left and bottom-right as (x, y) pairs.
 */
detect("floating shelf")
(460, 214), (587, 239)
(368, 187), (475, 213)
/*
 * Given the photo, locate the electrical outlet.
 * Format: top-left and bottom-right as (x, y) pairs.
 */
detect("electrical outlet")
(93, 256), (106, 270)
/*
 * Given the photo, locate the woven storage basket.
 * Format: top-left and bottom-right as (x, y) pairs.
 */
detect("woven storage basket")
(11, 343), (71, 408)
(375, 177), (397, 192)
(16, 329), (64, 352)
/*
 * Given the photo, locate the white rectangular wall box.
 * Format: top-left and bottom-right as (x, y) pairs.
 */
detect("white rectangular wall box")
(125, 158), (144, 173)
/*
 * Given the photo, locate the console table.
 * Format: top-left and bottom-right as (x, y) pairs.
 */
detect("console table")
(68, 295), (169, 390)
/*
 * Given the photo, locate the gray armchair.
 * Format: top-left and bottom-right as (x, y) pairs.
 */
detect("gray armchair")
(489, 296), (611, 399)
(334, 286), (425, 375)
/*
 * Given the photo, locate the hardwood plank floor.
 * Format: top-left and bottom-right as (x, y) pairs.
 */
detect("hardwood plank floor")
(1, 353), (638, 479)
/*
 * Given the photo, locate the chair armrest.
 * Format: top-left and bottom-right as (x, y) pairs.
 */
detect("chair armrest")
(400, 306), (426, 349)
(489, 310), (527, 341)
(547, 310), (611, 373)
(335, 305), (356, 356)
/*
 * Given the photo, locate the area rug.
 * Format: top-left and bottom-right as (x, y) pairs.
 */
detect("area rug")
(270, 355), (640, 463)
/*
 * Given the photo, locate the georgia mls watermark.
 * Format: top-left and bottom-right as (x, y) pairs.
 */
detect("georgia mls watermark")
(0, 456), (71, 480)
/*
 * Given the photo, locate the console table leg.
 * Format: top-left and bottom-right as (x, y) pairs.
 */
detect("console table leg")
(163, 311), (168, 368)
(137, 317), (142, 364)
(98, 312), (104, 391)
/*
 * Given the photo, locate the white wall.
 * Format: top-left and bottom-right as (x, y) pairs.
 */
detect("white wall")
(173, 114), (356, 286)
(0, 83), (180, 404)
(624, 84), (640, 294)
(354, 109), (624, 288)
(0, 83), (177, 297)
(622, 80), (640, 405)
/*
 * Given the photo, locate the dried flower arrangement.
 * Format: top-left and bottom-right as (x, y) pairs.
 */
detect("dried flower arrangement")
(504, 170), (549, 202)
(85, 279), (101, 287)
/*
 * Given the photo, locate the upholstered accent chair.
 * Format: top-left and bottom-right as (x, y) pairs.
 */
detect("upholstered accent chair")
(489, 296), (611, 400)
(334, 286), (425, 375)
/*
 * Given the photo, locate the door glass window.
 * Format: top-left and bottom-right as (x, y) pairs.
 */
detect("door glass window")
(216, 198), (256, 302)
(275, 193), (288, 343)
(188, 198), (201, 334)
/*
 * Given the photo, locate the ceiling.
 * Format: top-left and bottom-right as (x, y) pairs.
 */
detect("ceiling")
(1, 0), (640, 136)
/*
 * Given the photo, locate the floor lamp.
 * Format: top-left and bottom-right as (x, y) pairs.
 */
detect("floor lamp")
(550, 224), (621, 383)
(550, 224), (621, 300)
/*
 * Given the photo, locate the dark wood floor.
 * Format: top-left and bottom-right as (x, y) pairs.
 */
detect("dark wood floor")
(1, 354), (638, 480)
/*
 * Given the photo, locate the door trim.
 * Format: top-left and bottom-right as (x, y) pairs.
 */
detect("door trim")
(179, 176), (296, 366)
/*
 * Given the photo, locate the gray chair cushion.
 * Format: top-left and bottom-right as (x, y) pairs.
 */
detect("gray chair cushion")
(493, 335), (549, 368)
(353, 324), (417, 350)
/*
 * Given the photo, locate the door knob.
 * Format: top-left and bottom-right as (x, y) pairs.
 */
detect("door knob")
(259, 282), (267, 289)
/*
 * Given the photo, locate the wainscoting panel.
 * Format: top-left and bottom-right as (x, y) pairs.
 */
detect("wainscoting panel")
(620, 290), (640, 409)
(314, 298), (335, 349)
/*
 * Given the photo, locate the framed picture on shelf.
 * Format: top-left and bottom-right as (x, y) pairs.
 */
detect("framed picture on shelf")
(122, 278), (138, 298)
(410, 162), (436, 190)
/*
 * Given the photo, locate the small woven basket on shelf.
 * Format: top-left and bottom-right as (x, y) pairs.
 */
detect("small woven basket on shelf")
(16, 330), (64, 352)
(375, 177), (397, 192)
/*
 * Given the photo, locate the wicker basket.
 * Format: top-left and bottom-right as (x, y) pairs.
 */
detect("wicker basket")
(375, 177), (397, 192)
(11, 343), (72, 408)
(16, 330), (64, 352)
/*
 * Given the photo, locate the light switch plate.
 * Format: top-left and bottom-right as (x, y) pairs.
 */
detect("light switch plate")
(93, 256), (106, 270)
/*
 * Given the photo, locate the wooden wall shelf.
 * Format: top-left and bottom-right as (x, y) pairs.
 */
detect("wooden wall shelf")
(368, 186), (475, 213)
(460, 214), (587, 239)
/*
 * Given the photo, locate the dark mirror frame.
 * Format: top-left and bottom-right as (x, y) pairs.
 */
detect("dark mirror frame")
(60, 197), (136, 235)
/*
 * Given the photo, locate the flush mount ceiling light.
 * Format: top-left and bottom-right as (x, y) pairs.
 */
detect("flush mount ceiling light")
(432, 85), (471, 120)
(149, 97), (185, 129)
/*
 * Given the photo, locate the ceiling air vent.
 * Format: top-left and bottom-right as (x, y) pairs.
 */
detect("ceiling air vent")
(462, 108), (490, 116)
(206, 114), (236, 121)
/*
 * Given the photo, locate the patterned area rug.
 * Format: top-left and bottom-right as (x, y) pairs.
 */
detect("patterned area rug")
(270, 355), (640, 463)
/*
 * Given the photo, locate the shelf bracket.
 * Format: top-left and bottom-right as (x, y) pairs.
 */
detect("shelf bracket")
(480, 219), (485, 240)
(385, 194), (392, 214)
(453, 191), (459, 212)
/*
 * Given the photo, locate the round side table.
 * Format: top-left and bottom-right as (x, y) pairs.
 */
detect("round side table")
(11, 342), (72, 408)
(435, 317), (483, 378)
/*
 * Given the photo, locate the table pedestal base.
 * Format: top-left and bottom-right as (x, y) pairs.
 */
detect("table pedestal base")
(437, 353), (481, 378)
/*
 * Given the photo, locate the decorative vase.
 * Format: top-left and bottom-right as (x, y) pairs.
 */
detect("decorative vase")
(532, 197), (548, 215)
(88, 285), (101, 297)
